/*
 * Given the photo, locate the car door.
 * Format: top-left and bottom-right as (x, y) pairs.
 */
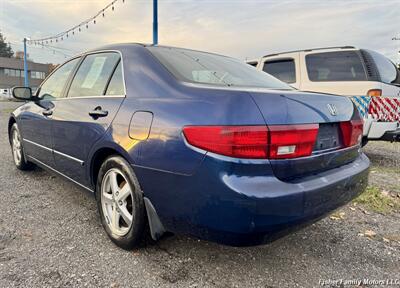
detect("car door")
(19, 58), (81, 167)
(51, 52), (126, 186)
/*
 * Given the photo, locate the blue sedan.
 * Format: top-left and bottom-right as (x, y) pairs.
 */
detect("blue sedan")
(8, 44), (369, 249)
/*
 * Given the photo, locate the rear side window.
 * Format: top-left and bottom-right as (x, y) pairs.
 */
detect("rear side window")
(306, 51), (367, 82)
(38, 58), (80, 99)
(106, 62), (125, 95)
(364, 49), (400, 85)
(68, 52), (120, 97)
(263, 59), (296, 83)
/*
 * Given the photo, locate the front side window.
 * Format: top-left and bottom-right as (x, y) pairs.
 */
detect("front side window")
(306, 51), (367, 82)
(364, 49), (400, 85)
(38, 58), (80, 99)
(68, 52), (120, 97)
(263, 59), (296, 83)
(147, 47), (292, 90)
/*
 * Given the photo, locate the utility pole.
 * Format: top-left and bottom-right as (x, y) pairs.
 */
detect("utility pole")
(23, 37), (29, 87)
(153, 0), (158, 45)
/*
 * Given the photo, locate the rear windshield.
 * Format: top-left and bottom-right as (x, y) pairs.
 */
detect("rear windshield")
(306, 51), (367, 82)
(147, 47), (292, 89)
(364, 49), (400, 85)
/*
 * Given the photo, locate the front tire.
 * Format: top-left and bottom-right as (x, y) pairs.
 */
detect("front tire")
(10, 123), (34, 170)
(96, 156), (146, 250)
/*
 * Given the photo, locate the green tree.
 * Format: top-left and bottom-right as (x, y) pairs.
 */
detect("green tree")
(0, 31), (14, 58)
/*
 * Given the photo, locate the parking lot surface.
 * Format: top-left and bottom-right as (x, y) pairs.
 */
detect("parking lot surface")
(0, 101), (399, 288)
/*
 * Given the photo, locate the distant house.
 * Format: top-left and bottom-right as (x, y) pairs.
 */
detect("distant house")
(0, 54), (52, 92)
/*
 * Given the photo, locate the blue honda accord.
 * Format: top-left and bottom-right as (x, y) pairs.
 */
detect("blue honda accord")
(9, 43), (369, 249)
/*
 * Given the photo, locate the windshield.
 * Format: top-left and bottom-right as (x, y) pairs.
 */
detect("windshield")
(147, 46), (292, 90)
(365, 49), (400, 85)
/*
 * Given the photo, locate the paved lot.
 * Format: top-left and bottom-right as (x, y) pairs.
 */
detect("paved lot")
(0, 101), (399, 288)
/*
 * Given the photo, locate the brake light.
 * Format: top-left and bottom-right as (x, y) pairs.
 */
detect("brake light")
(367, 89), (382, 97)
(182, 124), (319, 159)
(182, 126), (268, 159)
(340, 119), (363, 147)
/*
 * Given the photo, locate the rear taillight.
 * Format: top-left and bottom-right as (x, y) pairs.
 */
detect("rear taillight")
(340, 119), (363, 147)
(268, 124), (319, 159)
(182, 126), (268, 159)
(367, 89), (382, 97)
(182, 124), (319, 159)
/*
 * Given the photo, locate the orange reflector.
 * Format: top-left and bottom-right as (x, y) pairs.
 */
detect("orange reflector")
(367, 89), (382, 97)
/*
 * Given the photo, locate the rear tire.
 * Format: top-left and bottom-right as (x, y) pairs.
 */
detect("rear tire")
(10, 123), (34, 170)
(96, 156), (146, 250)
(361, 137), (369, 147)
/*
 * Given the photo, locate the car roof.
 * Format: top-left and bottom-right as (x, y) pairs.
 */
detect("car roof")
(85, 43), (234, 60)
(262, 46), (358, 58)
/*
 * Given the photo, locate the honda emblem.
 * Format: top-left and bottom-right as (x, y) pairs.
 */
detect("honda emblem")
(327, 104), (338, 116)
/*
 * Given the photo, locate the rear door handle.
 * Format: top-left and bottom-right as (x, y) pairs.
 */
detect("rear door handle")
(42, 109), (53, 116)
(89, 107), (108, 118)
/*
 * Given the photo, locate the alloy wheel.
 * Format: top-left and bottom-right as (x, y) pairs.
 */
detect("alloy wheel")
(12, 129), (22, 166)
(101, 168), (134, 236)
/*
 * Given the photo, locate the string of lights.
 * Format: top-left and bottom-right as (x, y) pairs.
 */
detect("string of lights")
(41, 45), (74, 58)
(27, 0), (124, 46)
(10, 41), (75, 58)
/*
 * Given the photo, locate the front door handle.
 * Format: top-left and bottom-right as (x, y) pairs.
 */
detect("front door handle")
(89, 107), (108, 119)
(42, 109), (53, 116)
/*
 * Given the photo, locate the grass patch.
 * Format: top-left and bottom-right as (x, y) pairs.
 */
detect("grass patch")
(353, 186), (400, 214)
(370, 166), (400, 174)
(1, 108), (15, 114)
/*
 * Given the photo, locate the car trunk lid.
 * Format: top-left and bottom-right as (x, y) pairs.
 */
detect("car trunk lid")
(249, 90), (361, 181)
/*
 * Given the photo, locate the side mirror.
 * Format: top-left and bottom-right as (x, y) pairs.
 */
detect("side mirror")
(12, 87), (33, 101)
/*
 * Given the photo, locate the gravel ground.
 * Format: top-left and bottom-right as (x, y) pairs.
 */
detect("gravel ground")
(0, 101), (399, 288)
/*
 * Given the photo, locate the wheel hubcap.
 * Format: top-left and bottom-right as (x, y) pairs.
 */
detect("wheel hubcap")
(12, 129), (22, 166)
(101, 168), (134, 236)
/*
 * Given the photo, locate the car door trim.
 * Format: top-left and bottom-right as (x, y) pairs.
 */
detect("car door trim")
(55, 95), (125, 100)
(53, 149), (85, 166)
(23, 138), (85, 166)
(26, 155), (93, 192)
(23, 138), (52, 152)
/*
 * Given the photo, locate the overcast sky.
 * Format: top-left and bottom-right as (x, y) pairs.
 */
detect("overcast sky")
(0, 0), (399, 64)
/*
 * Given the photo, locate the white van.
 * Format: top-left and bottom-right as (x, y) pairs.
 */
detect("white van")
(249, 46), (400, 142)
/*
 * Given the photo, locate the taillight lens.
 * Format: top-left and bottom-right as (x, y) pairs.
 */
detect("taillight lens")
(340, 119), (363, 147)
(268, 124), (319, 159)
(182, 124), (319, 159)
(367, 89), (382, 97)
(182, 126), (268, 159)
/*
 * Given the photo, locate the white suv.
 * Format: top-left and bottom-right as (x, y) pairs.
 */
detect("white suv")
(249, 46), (400, 142)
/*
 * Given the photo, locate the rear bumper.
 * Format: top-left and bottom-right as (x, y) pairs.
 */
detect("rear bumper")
(138, 152), (370, 246)
(378, 127), (400, 142)
(366, 120), (399, 139)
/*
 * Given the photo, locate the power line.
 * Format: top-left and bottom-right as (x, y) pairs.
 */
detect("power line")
(27, 0), (124, 46)
(9, 41), (75, 58)
(20, 0), (158, 87)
